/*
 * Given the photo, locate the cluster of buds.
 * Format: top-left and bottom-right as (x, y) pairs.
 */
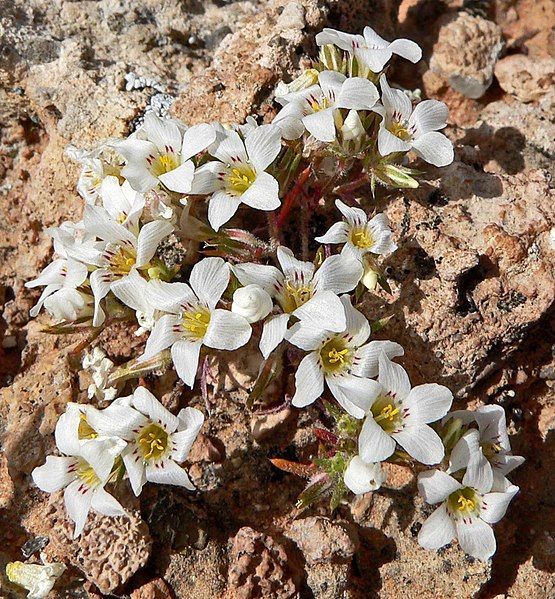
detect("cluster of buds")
(23, 24), (521, 574)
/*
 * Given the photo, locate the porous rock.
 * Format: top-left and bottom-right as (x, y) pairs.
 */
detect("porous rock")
(430, 12), (504, 98)
(494, 54), (555, 103)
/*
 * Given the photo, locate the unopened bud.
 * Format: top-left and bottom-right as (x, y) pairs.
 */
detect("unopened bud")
(232, 284), (273, 323)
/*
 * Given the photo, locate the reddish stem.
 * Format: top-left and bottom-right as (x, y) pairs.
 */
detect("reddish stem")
(276, 166), (311, 229)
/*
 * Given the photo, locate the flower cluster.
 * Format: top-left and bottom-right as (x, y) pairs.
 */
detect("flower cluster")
(26, 24), (521, 565)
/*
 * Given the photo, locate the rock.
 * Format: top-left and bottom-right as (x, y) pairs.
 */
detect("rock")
(494, 54), (555, 103)
(27, 491), (152, 595)
(430, 12), (504, 98)
(250, 407), (294, 441)
(286, 516), (359, 564)
(130, 578), (173, 599)
(226, 527), (299, 599)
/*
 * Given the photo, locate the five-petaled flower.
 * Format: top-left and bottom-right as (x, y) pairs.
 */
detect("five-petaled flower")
(189, 124), (282, 231)
(358, 353), (453, 464)
(374, 75), (454, 167)
(316, 26), (422, 74)
(274, 70), (379, 142)
(417, 452), (519, 561)
(86, 386), (204, 496)
(233, 246), (363, 358)
(287, 295), (403, 417)
(315, 199), (397, 260)
(140, 257), (252, 386)
(118, 112), (216, 194)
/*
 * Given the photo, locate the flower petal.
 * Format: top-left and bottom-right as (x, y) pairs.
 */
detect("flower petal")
(207, 190), (242, 231)
(171, 339), (202, 388)
(54, 403), (83, 456)
(277, 246), (314, 280)
(448, 429), (481, 474)
(379, 75), (412, 121)
(292, 290), (346, 332)
(377, 125), (412, 156)
(340, 295), (370, 346)
(411, 131), (454, 167)
(111, 269), (150, 312)
(303, 108), (336, 142)
(90, 487), (128, 518)
(409, 100), (448, 135)
(462, 449), (494, 494)
(118, 139), (159, 192)
(314, 221), (349, 245)
(146, 458), (195, 490)
(240, 171), (281, 211)
(145, 279), (196, 313)
(89, 268), (111, 327)
(171, 407), (205, 462)
(233, 263), (282, 296)
(480, 485), (519, 524)
(344, 456), (385, 495)
(140, 314), (183, 361)
(326, 378), (366, 418)
(403, 383), (453, 424)
(85, 403), (147, 441)
(351, 340), (404, 378)
(211, 129), (248, 164)
(122, 445), (147, 496)
(313, 253), (363, 294)
(189, 161), (227, 195)
(141, 112), (182, 153)
(181, 123), (217, 161)
(132, 386), (180, 433)
(245, 124), (282, 172)
(333, 374), (382, 414)
(285, 321), (328, 351)
(291, 352), (324, 408)
(189, 257), (229, 308)
(203, 309), (252, 350)
(418, 503), (456, 550)
(334, 199), (367, 226)
(318, 70), (346, 101)
(136, 220), (174, 267)
(388, 38), (422, 63)
(32, 456), (77, 493)
(84, 204), (136, 246)
(337, 77), (379, 110)
(392, 424), (445, 465)
(259, 313), (290, 358)
(158, 160), (195, 194)
(417, 469), (462, 504)
(456, 518), (496, 561)
(64, 479), (93, 538)
(378, 352), (411, 400)
(359, 415), (396, 462)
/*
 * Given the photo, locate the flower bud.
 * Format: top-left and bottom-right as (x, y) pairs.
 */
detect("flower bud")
(43, 288), (92, 322)
(341, 110), (365, 142)
(361, 259), (379, 291)
(275, 69), (319, 98)
(232, 284), (273, 323)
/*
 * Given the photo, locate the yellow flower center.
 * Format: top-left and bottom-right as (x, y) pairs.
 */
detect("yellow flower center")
(350, 227), (374, 249)
(281, 280), (314, 313)
(181, 306), (211, 339)
(319, 337), (351, 373)
(482, 442), (503, 459)
(77, 460), (101, 488)
(138, 423), (169, 461)
(109, 246), (137, 276)
(227, 165), (256, 194)
(371, 395), (402, 433)
(78, 414), (98, 440)
(151, 152), (180, 176)
(387, 120), (412, 141)
(309, 96), (331, 113)
(448, 487), (478, 516)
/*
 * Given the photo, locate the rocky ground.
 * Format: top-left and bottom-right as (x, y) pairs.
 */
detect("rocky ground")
(0, 0), (554, 597)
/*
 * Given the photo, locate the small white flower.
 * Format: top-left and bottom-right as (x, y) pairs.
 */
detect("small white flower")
(344, 455), (385, 495)
(6, 557), (66, 599)
(86, 386), (204, 496)
(232, 284), (273, 323)
(374, 75), (454, 167)
(315, 199), (397, 260)
(82, 347), (118, 402)
(234, 246), (363, 358)
(32, 409), (127, 538)
(118, 112), (216, 193)
(273, 70), (379, 142)
(189, 124), (282, 231)
(288, 295), (403, 417)
(358, 353), (453, 465)
(447, 406), (524, 486)
(139, 257), (252, 386)
(83, 204), (173, 326)
(417, 453), (519, 561)
(316, 26), (422, 73)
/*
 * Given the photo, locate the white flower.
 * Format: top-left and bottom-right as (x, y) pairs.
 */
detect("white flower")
(86, 386), (204, 496)
(99, 175), (145, 227)
(447, 406), (524, 486)
(273, 70), (379, 142)
(189, 125), (282, 231)
(233, 246), (363, 358)
(374, 75), (454, 167)
(6, 557), (66, 599)
(25, 258), (88, 318)
(316, 26), (422, 73)
(139, 257), (252, 386)
(358, 353), (453, 465)
(84, 204), (174, 326)
(32, 409), (127, 538)
(287, 295), (403, 417)
(118, 112), (216, 193)
(344, 455), (385, 495)
(82, 347), (118, 402)
(417, 452), (519, 561)
(315, 199), (397, 260)
(232, 284), (273, 323)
